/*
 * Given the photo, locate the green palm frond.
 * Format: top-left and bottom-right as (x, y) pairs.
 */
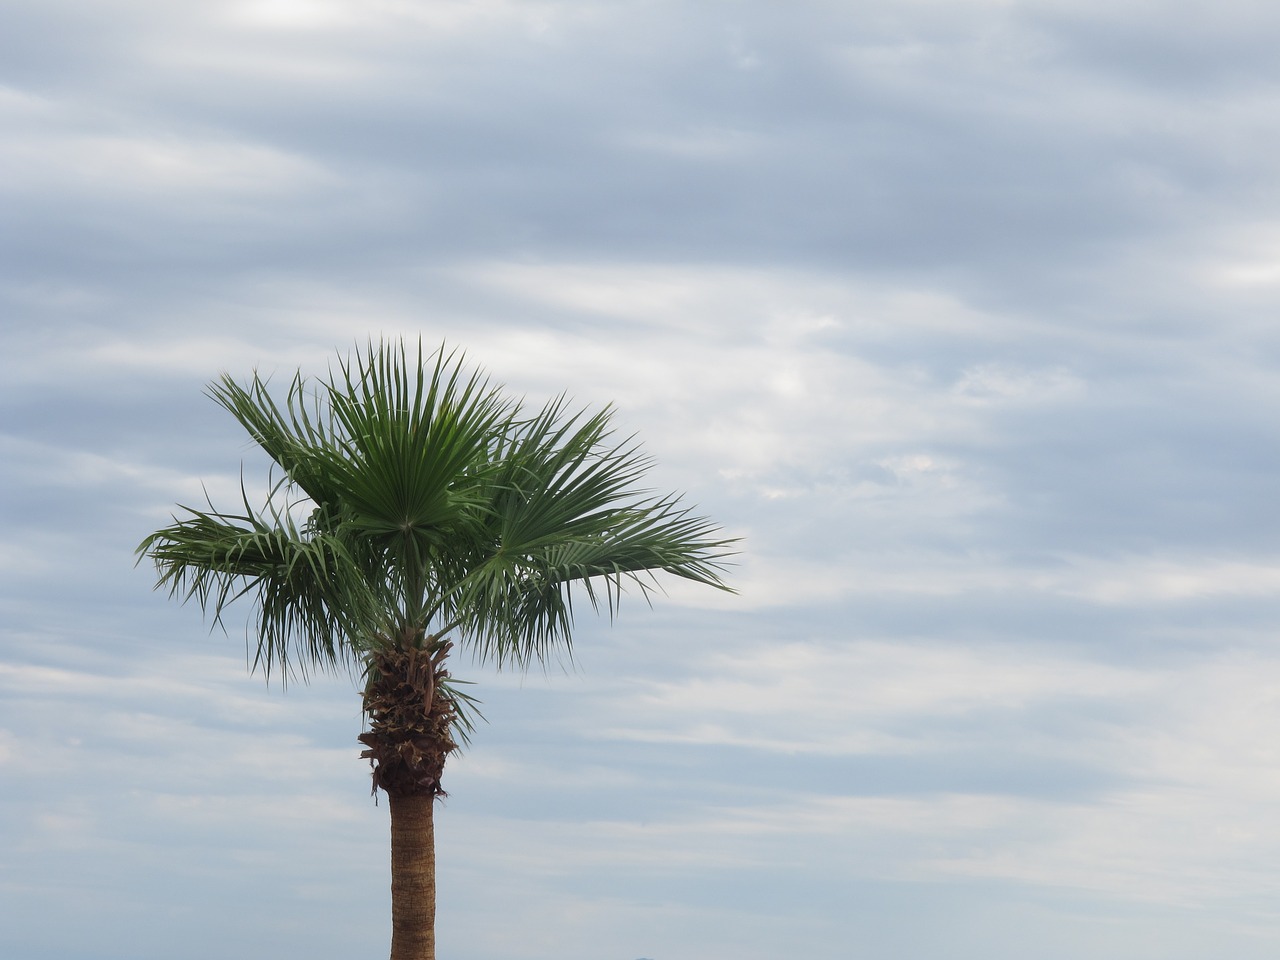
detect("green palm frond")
(323, 342), (512, 538)
(138, 478), (381, 681)
(437, 676), (485, 747)
(437, 398), (736, 668)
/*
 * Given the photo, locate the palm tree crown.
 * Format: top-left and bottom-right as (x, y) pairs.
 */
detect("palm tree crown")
(142, 340), (732, 675)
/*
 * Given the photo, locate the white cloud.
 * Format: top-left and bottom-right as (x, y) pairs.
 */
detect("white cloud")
(1037, 555), (1280, 605)
(224, 0), (359, 30)
(952, 363), (1086, 405)
(5, 129), (335, 204)
(663, 544), (1280, 612)
(613, 125), (761, 160)
(581, 637), (1154, 756)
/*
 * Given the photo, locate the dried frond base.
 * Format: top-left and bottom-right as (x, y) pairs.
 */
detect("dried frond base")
(359, 645), (458, 799)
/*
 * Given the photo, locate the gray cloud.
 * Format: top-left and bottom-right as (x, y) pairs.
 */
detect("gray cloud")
(6, 2), (1280, 958)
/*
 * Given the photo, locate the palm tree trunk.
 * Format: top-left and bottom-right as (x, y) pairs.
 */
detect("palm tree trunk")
(389, 793), (436, 960)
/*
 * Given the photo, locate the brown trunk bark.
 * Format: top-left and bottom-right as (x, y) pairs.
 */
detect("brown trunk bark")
(389, 793), (436, 960)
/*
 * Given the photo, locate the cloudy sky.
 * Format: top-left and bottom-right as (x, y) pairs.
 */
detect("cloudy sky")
(5, 1), (1280, 958)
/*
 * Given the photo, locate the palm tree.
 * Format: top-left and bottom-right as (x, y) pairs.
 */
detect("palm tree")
(137, 339), (735, 960)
